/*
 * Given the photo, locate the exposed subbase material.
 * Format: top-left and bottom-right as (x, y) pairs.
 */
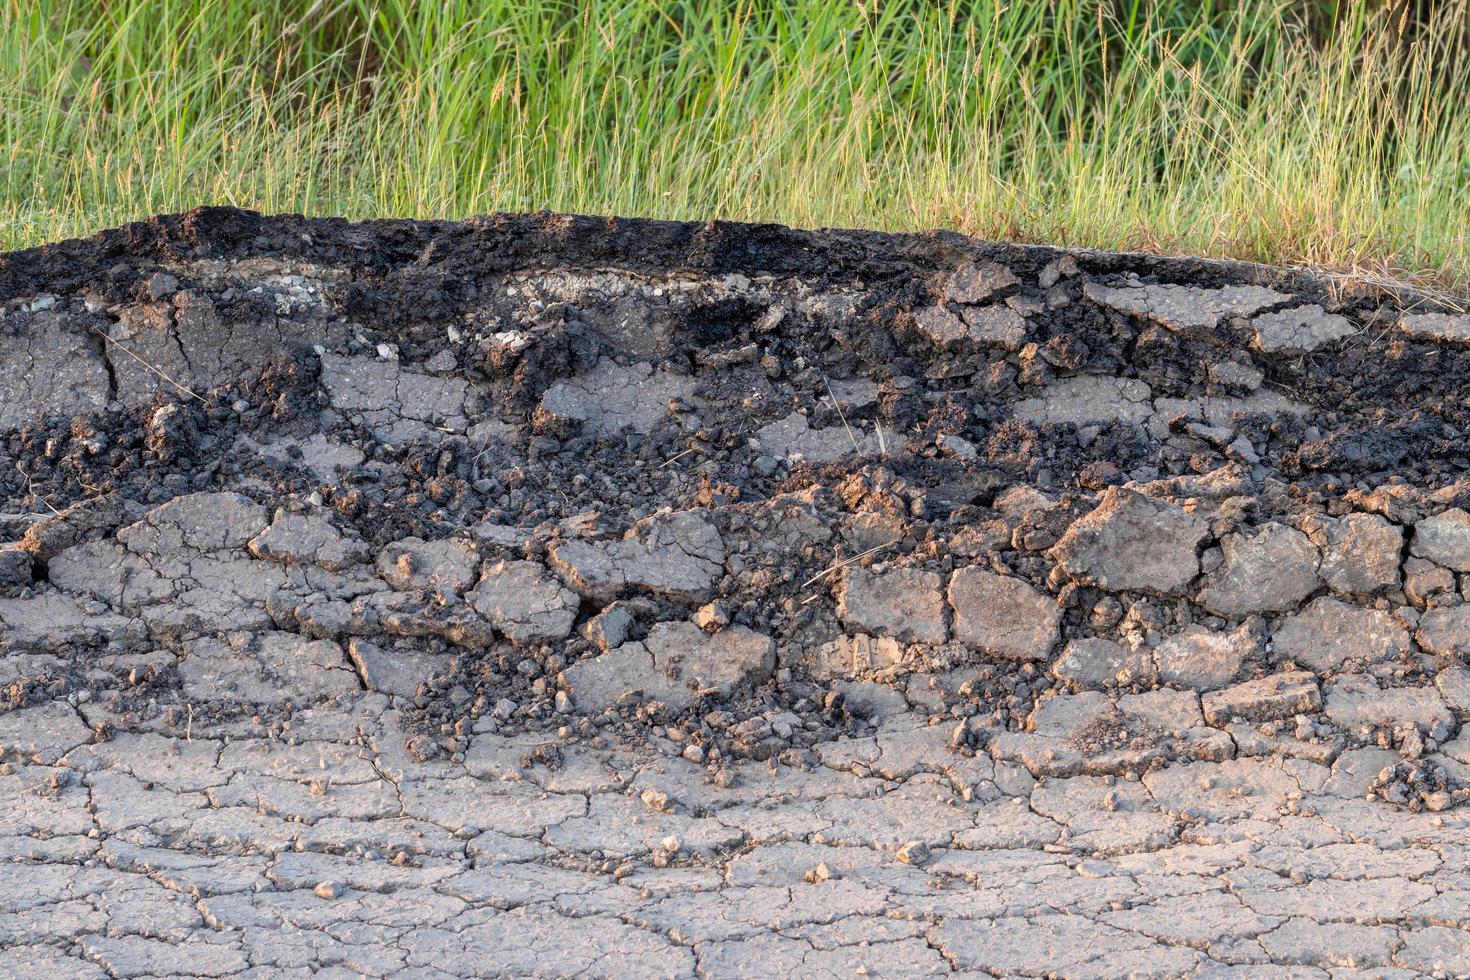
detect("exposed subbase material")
(3, 209), (1470, 975)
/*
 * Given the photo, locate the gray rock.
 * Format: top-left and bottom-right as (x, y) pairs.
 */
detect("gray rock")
(1412, 508), (1470, 571)
(1199, 522), (1319, 617)
(321, 352), (474, 439)
(836, 567), (947, 645)
(1052, 637), (1153, 689)
(560, 644), (689, 711)
(644, 622), (776, 699)
(1434, 667), (1470, 712)
(248, 508), (370, 571)
(1272, 597), (1409, 673)
(1325, 674), (1453, 732)
(1084, 280), (1290, 334)
(948, 567), (1059, 660)
(346, 638), (448, 697)
(1200, 671), (1320, 725)
(0, 313), (111, 428)
(942, 261), (1020, 304)
(0, 546), (32, 588)
(1051, 487), (1208, 595)
(538, 358), (695, 435)
(805, 634), (905, 680)
(376, 537), (479, 595)
(756, 412), (896, 463)
(1400, 311), (1470, 344)
(0, 700), (92, 764)
(550, 510), (725, 601)
(118, 491), (269, 554)
(959, 305), (1028, 350)
(1154, 625), (1253, 691)
(582, 603), (634, 651)
(468, 560), (579, 644)
(1251, 305), (1354, 353)
(1012, 375), (1153, 426)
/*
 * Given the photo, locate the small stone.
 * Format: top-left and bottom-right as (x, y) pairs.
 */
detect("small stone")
(314, 881), (342, 900)
(145, 271), (180, 300)
(805, 862), (835, 883)
(896, 841), (930, 865)
(661, 835), (683, 854)
(582, 603), (634, 651)
(937, 433), (978, 459)
(1424, 790), (1455, 812)
(554, 690), (573, 713)
(693, 602), (730, 632)
(640, 788), (673, 812)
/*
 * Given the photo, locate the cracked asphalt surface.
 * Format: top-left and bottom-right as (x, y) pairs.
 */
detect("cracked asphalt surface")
(2, 209), (1470, 977)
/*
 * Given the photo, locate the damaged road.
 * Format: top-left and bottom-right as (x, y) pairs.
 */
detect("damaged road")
(2, 208), (1470, 975)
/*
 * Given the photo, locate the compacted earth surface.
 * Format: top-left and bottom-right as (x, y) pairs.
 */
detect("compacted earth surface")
(4, 208), (1470, 977)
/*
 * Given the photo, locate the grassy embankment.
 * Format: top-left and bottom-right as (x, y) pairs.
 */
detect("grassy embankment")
(4, 1), (1469, 291)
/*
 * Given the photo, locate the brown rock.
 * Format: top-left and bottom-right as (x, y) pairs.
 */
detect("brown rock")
(1311, 513), (1403, 596)
(1201, 671), (1321, 725)
(1415, 606), (1470, 658)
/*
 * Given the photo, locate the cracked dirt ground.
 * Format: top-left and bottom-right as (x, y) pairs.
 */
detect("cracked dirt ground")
(3, 210), (1470, 977)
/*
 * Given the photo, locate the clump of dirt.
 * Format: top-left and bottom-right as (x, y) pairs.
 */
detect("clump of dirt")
(2, 207), (1468, 803)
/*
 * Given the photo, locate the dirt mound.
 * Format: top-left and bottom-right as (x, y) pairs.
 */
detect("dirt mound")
(2, 207), (1469, 804)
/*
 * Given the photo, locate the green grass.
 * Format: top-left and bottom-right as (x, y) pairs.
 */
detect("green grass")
(4, 1), (1469, 291)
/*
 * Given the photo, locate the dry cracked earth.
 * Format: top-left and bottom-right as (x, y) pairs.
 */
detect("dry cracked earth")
(3, 209), (1470, 978)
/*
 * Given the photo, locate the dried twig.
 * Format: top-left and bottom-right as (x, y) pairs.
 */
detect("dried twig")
(820, 373), (860, 454)
(799, 537), (900, 592)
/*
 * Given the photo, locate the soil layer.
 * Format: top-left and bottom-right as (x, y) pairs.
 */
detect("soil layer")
(3, 209), (1470, 976)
